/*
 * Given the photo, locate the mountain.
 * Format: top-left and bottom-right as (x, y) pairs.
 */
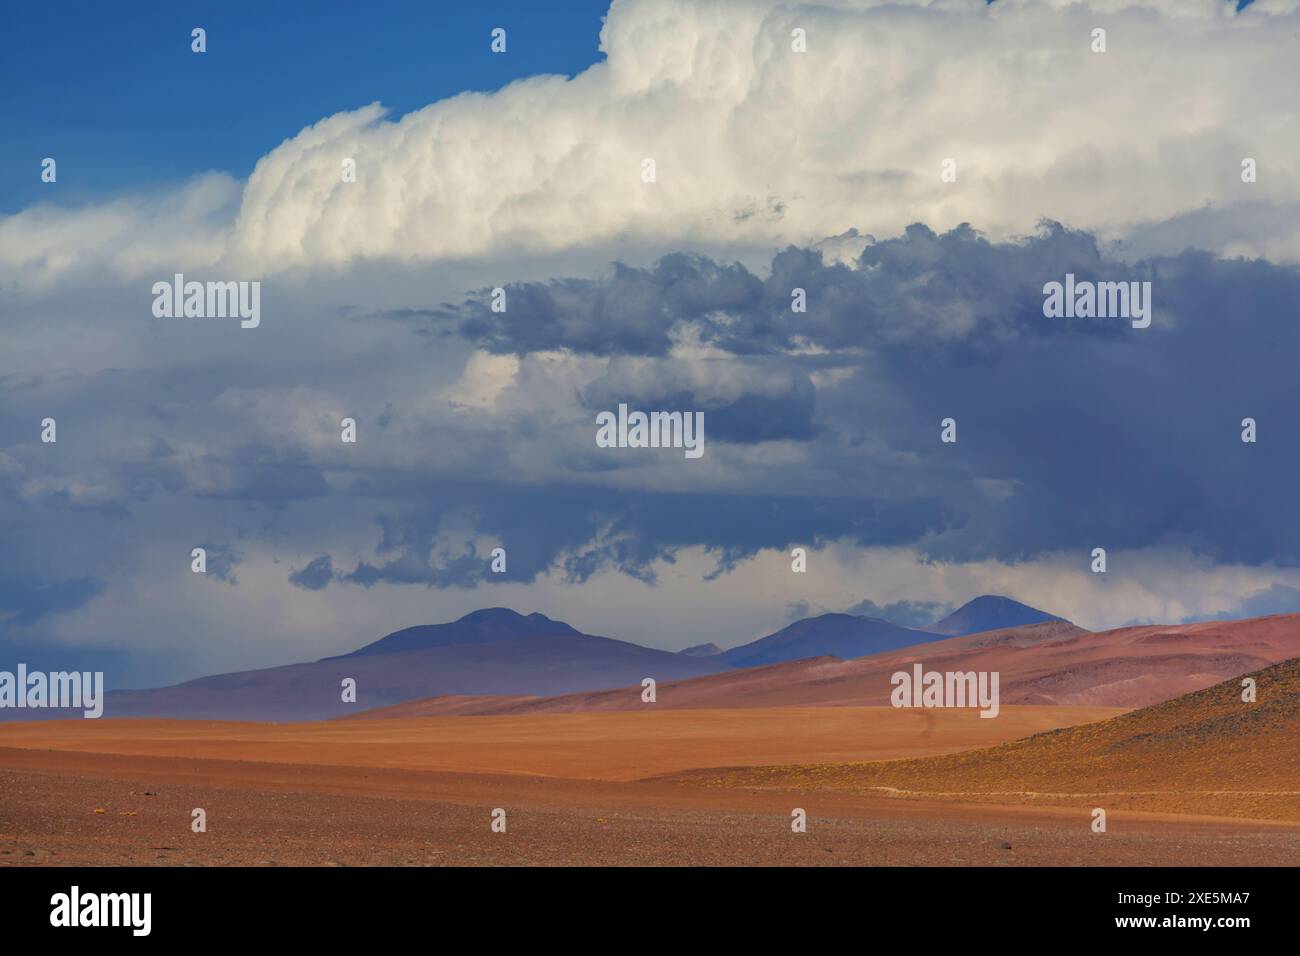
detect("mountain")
(678, 642), (723, 657)
(80, 609), (734, 722)
(363, 613), (1300, 715)
(718, 613), (943, 668)
(928, 595), (1064, 636)
(334, 608), (579, 657)
(3, 599), (1121, 724)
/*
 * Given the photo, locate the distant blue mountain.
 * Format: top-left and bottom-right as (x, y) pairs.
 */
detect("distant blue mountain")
(927, 595), (1065, 637)
(678, 642), (724, 657)
(65, 600), (1067, 723)
(335, 607), (578, 658)
(719, 613), (943, 668)
(94, 608), (731, 722)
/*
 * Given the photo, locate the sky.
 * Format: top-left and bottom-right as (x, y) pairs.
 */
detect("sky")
(0, 0), (612, 212)
(2, 0), (1299, 688)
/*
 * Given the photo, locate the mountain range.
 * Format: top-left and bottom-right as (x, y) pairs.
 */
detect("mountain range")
(18, 594), (1271, 723)
(356, 612), (1300, 718)
(97, 608), (725, 721)
(34, 595), (1047, 720)
(712, 593), (1061, 667)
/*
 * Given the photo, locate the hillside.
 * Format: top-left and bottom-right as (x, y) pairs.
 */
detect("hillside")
(670, 657), (1300, 821)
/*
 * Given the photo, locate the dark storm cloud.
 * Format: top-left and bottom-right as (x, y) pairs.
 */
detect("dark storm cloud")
(7, 220), (1300, 661)
(196, 542), (242, 584)
(445, 256), (765, 357)
(304, 482), (950, 589)
(0, 572), (103, 626)
(0, 565), (130, 686)
(578, 371), (819, 443)
(288, 554), (335, 591)
(438, 222), (1146, 358)
(426, 222), (1300, 567)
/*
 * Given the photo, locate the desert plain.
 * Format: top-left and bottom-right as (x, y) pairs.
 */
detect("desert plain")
(2, 685), (1297, 866)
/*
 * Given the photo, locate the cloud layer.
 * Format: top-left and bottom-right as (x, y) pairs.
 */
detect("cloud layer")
(4, 0), (1300, 287)
(4, 0), (1300, 684)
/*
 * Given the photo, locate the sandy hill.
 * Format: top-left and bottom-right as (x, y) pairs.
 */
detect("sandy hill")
(345, 655), (852, 718)
(669, 657), (1300, 821)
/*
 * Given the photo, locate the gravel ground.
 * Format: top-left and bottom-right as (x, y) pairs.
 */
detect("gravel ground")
(2, 757), (1297, 867)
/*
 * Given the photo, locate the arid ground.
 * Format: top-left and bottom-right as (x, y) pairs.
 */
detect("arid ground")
(2, 688), (1297, 866)
(671, 659), (1300, 821)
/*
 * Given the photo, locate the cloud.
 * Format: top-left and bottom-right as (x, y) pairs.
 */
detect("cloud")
(196, 542), (243, 585)
(451, 256), (766, 357)
(845, 597), (951, 629)
(0, 572), (103, 627)
(5, 0), (1300, 286)
(1184, 583), (1300, 622)
(441, 222), (1147, 358)
(0, 172), (238, 286)
(288, 555), (335, 591)
(8, 220), (1300, 651)
(6, 0), (1300, 683)
(423, 222), (1300, 570)
(293, 481), (947, 591)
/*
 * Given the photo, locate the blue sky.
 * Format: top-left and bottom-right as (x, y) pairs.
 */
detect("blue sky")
(0, 0), (609, 212)
(2, 0), (1299, 687)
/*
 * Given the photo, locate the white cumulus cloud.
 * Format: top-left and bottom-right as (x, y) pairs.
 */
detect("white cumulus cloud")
(3, 0), (1299, 288)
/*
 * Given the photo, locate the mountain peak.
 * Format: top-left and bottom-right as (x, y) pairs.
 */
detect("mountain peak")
(928, 595), (1064, 637)
(459, 607), (565, 626)
(720, 613), (942, 668)
(339, 608), (579, 658)
(679, 642), (724, 657)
